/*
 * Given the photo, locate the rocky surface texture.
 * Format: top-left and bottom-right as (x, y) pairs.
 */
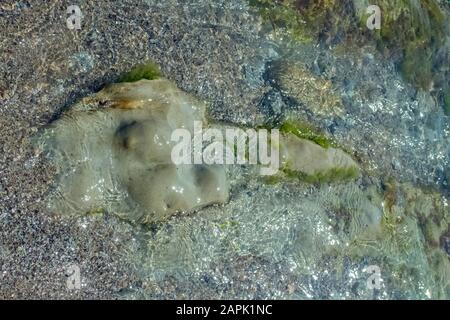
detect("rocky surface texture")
(0, 0), (270, 299)
(0, 0), (449, 299)
(41, 79), (229, 224)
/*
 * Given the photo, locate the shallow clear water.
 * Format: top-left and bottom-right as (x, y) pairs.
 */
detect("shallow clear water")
(39, 0), (450, 299)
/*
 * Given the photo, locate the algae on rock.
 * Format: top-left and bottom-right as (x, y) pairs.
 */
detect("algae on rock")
(252, 0), (450, 113)
(319, 181), (450, 298)
(279, 132), (360, 184)
(41, 79), (229, 223)
(41, 75), (362, 223)
(280, 120), (335, 149)
(248, 0), (314, 42)
(118, 61), (162, 83)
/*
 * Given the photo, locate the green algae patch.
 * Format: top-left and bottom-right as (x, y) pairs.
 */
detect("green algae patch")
(375, 0), (445, 92)
(248, 0), (313, 42)
(257, 119), (360, 185)
(359, 0), (449, 101)
(361, 0), (449, 97)
(280, 121), (332, 148)
(280, 121), (334, 149)
(248, 0), (354, 44)
(84, 207), (106, 217)
(217, 220), (239, 230)
(119, 61), (162, 83)
(251, 0), (450, 113)
(400, 43), (433, 91)
(444, 92), (450, 116)
(259, 130), (360, 185)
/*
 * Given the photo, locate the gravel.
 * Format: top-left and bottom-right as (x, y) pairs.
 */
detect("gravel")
(0, 0), (270, 299)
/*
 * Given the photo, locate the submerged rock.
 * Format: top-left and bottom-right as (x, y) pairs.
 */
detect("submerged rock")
(280, 133), (359, 183)
(274, 62), (344, 117)
(41, 79), (229, 223)
(41, 73), (361, 226)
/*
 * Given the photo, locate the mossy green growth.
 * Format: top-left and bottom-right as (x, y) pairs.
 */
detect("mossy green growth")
(400, 43), (433, 91)
(250, 0), (449, 96)
(84, 207), (106, 217)
(355, 0), (448, 92)
(119, 61), (161, 83)
(444, 92), (450, 116)
(374, 0), (447, 91)
(248, 0), (313, 42)
(283, 166), (359, 185)
(217, 220), (239, 230)
(280, 120), (334, 149)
